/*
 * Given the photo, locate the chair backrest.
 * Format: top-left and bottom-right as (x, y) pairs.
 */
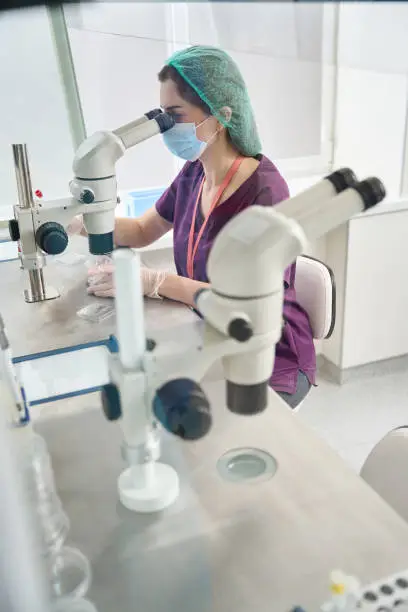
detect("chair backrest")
(361, 427), (408, 523)
(294, 255), (336, 340)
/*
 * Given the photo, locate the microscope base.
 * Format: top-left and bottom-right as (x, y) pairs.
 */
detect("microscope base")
(118, 462), (179, 513)
(24, 285), (60, 303)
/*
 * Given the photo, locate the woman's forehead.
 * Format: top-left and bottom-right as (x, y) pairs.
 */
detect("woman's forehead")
(160, 79), (186, 110)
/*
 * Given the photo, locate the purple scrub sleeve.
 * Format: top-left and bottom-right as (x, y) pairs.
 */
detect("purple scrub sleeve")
(156, 155), (316, 394)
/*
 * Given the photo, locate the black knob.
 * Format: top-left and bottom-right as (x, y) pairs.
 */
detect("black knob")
(35, 222), (68, 255)
(8, 219), (20, 241)
(101, 383), (122, 421)
(228, 318), (253, 342)
(80, 189), (94, 204)
(146, 338), (156, 352)
(153, 379), (212, 441)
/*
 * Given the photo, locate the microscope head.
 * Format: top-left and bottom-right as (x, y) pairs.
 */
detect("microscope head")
(197, 168), (385, 417)
(71, 131), (123, 255)
(70, 110), (174, 256)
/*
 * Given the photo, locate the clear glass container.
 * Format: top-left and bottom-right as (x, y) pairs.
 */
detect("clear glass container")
(48, 546), (91, 600)
(17, 431), (91, 601)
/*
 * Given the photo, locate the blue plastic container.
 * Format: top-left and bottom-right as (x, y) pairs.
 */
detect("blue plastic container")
(126, 188), (166, 218)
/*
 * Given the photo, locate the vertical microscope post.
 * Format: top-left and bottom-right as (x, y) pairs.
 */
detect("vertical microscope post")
(111, 249), (180, 513)
(12, 144), (59, 303)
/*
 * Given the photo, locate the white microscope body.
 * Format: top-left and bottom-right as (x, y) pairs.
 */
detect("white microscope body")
(9, 110), (175, 302)
(101, 170), (386, 513)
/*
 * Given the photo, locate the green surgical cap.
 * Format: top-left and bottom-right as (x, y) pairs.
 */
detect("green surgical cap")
(167, 45), (262, 157)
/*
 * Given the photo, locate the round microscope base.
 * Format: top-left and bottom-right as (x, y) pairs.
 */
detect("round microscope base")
(118, 463), (179, 513)
(24, 286), (60, 303)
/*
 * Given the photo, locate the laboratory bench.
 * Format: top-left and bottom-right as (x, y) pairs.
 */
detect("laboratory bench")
(2, 238), (408, 611)
(0, 236), (192, 358)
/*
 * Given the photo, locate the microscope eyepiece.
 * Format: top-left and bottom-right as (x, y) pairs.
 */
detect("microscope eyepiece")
(325, 168), (358, 193)
(155, 113), (176, 133)
(145, 108), (162, 120)
(353, 177), (386, 210)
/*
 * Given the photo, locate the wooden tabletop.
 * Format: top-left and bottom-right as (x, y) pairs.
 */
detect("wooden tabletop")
(0, 237), (195, 357)
(36, 384), (408, 612)
(4, 238), (408, 611)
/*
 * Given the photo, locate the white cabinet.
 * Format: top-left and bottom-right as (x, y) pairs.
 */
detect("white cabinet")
(323, 209), (408, 370)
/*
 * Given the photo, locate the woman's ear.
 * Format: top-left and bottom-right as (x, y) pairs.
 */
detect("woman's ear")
(220, 106), (232, 123)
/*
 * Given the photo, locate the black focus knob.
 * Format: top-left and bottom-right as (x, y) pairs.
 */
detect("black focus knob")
(80, 189), (95, 204)
(35, 222), (68, 255)
(228, 318), (253, 342)
(153, 379), (212, 441)
(8, 219), (20, 241)
(101, 383), (122, 421)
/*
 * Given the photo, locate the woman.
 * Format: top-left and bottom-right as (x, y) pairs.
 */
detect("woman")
(83, 45), (316, 409)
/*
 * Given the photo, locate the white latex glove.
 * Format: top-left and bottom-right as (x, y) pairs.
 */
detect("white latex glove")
(87, 263), (168, 299)
(67, 215), (85, 236)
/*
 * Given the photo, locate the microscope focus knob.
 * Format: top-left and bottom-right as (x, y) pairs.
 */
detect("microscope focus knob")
(228, 318), (253, 342)
(153, 379), (212, 441)
(101, 383), (122, 421)
(8, 219), (20, 241)
(80, 188), (95, 204)
(35, 222), (68, 255)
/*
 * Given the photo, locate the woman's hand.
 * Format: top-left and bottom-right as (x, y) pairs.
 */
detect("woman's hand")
(67, 215), (86, 236)
(87, 262), (169, 299)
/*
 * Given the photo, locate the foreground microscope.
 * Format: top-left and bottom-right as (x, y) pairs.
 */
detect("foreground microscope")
(7, 109), (174, 302)
(99, 168), (386, 512)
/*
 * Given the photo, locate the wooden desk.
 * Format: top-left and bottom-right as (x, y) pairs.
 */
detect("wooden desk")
(4, 238), (408, 611)
(0, 237), (194, 357)
(37, 385), (408, 612)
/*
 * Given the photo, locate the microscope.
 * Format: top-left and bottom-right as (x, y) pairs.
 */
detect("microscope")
(99, 169), (386, 513)
(7, 109), (175, 302)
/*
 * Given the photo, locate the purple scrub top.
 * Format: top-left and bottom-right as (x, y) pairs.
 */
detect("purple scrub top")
(156, 154), (316, 394)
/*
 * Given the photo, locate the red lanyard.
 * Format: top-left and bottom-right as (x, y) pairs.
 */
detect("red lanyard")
(187, 156), (244, 279)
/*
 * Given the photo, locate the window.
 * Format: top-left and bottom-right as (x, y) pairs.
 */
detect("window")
(65, 2), (334, 191)
(0, 7), (75, 215)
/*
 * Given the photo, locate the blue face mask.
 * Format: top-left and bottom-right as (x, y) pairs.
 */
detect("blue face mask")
(162, 119), (210, 162)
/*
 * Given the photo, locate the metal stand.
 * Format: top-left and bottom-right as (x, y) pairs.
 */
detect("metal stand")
(24, 270), (59, 303)
(12, 144), (60, 303)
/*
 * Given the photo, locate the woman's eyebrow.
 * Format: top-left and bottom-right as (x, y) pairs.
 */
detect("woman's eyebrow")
(162, 105), (184, 112)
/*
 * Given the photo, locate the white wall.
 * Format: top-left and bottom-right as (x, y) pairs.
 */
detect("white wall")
(334, 3), (408, 204)
(322, 4), (408, 371)
(67, 28), (178, 192)
(0, 8), (74, 216)
(343, 211), (408, 368)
